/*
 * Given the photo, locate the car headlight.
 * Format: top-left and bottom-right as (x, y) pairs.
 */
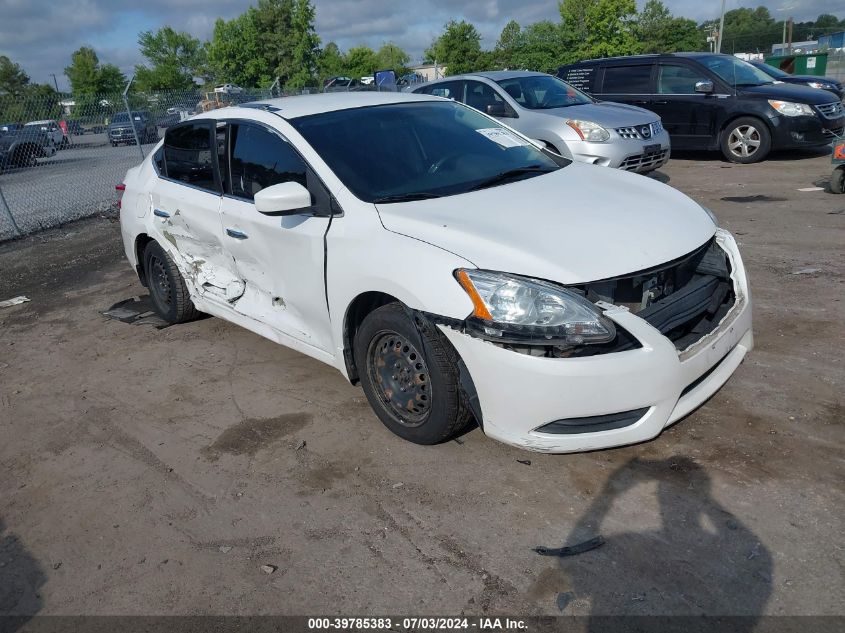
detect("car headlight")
(455, 269), (616, 346)
(807, 81), (833, 90)
(768, 100), (814, 117)
(701, 205), (718, 226)
(565, 119), (611, 142)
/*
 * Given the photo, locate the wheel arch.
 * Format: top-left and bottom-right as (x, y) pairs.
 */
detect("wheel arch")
(134, 233), (154, 286)
(719, 113), (773, 138)
(342, 291), (401, 384)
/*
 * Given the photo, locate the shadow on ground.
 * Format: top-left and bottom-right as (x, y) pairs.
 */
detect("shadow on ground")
(0, 519), (45, 632)
(536, 457), (772, 628)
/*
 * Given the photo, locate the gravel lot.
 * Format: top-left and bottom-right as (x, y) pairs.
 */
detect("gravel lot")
(0, 150), (842, 625)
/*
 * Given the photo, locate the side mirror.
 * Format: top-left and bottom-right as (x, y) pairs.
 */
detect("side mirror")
(254, 182), (312, 215)
(486, 103), (509, 117)
(694, 80), (714, 94)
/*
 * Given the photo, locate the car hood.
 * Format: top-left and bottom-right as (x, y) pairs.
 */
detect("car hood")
(531, 101), (658, 126)
(781, 75), (841, 86)
(740, 82), (840, 104)
(375, 162), (716, 284)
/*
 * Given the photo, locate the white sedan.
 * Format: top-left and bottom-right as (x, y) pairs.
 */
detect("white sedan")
(118, 92), (752, 453)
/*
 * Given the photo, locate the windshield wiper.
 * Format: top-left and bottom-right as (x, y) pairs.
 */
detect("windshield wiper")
(469, 166), (552, 191)
(372, 192), (443, 203)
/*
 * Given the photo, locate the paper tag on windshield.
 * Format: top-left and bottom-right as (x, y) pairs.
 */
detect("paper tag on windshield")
(476, 128), (528, 148)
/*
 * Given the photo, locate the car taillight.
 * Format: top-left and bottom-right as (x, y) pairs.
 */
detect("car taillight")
(116, 183), (126, 209)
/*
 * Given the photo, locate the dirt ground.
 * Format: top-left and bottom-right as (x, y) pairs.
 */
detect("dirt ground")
(0, 148), (842, 624)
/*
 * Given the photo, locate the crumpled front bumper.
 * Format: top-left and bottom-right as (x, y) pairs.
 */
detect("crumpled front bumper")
(439, 229), (752, 453)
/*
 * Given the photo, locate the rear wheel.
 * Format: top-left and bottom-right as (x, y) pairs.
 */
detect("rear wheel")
(720, 117), (771, 164)
(831, 165), (845, 194)
(354, 303), (470, 445)
(143, 241), (199, 324)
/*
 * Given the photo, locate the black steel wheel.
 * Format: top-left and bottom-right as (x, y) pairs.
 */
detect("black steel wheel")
(142, 241), (199, 324)
(354, 302), (471, 445)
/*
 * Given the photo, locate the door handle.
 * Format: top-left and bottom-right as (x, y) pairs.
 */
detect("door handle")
(652, 100), (668, 105)
(153, 208), (170, 218)
(633, 100), (649, 105)
(226, 228), (248, 239)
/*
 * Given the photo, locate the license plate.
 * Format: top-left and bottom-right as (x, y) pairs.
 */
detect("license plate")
(643, 143), (661, 155)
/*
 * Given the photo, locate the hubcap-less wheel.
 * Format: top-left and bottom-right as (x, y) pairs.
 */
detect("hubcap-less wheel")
(148, 253), (172, 309)
(367, 331), (431, 426)
(727, 124), (761, 159)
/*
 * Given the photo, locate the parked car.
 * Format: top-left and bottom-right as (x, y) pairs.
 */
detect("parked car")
(214, 83), (244, 95)
(23, 119), (70, 148)
(65, 119), (85, 135)
(559, 53), (845, 163)
(0, 122), (22, 135)
(0, 127), (57, 170)
(109, 111), (158, 146)
(748, 61), (844, 100)
(118, 92), (752, 453)
(413, 71), (670, 173)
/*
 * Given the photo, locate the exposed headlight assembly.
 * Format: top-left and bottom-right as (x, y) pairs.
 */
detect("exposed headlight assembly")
(807, 82), (832, 90)
(455, 269), (616, 346)
(565, 119), (611, 142)
(767, 100), (814, 117)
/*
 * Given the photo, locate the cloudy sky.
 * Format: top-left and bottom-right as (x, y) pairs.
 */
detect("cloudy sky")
(0, 0), (838, 90)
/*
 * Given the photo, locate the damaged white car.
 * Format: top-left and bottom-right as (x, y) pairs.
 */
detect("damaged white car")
(118, 92), (752, 453)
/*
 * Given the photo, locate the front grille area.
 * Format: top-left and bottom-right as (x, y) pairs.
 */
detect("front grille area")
(817, 102), (844, 118)
(620, 149), (669, 171)
(615, 121), (662, 140)
(577, 238), (736, 351)
(822, 126), (845, 138)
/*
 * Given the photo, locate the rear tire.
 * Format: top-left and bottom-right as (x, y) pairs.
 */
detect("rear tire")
(354, 303), (471, 445)
(720, 117), (771, 164)
(831, 166), (845, 194)
(143, 241), (199, 324)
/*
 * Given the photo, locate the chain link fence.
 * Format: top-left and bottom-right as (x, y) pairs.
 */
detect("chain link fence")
(0, 85), (286, 241)
(825, 49), (845, 83)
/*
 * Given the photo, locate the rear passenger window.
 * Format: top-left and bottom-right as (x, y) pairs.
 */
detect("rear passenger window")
(601, 65), (652, 94)
(163, 122), (217, 192)
(228, 123), (307, 201)
(657, 65), (708, 94)
(419, 81), (464, 100)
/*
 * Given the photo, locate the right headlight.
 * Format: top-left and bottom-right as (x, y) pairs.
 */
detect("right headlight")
(565, 119), (611, 142)
(768, 100), (814, 117)
(455, 269), (616, 346)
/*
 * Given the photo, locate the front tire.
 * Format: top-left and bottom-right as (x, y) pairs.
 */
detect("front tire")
(720, 117), (771, 164)
(354, 303), (471, 445)
(143, 241), (199, 324)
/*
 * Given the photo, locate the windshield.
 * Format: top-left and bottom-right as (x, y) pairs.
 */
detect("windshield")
(290, 101), (565, 202)
(496, 75), (593, 109)
(699, 55), (775, 87)
(753, 62), (788, 78)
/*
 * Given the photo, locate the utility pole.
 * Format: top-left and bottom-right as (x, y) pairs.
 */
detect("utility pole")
(50, 73), (59, 92)
(716, 0), (727, 53)
(786, 17), (793, 55)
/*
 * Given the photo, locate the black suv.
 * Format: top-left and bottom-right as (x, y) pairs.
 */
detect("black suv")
(108, 110), (158, 147)
(559, 53), (844, 163)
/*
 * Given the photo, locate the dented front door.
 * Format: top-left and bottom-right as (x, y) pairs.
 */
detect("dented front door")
(218, 121), (333, 352)
(153, 120), (245, 305)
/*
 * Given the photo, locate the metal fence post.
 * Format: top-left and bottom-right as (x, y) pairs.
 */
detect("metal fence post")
(0, 183), (22, 237)
(123, 76), (145, 160)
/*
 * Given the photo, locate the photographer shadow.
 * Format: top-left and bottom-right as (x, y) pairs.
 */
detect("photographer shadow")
(539, 457), (772, 631)
(0, 518), (45, 632)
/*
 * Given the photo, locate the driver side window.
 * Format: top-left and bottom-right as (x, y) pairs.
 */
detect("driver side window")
(657, 65), (709, 94)
(227, 123), (307, 201)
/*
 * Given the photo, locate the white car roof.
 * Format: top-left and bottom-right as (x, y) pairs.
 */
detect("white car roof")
(25, 120), (55, 125)
(241, 91), (443, 120)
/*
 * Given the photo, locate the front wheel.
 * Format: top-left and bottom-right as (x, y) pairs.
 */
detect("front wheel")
(354, 303), (471, 445)
(720, 117), (771, 164)
(143, 241), (199, 324)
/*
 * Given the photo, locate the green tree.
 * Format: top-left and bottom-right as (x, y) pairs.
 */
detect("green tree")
(208, 9), (273, 87)
(344, 46), (379, 78)
(637, 0), (704, 53)
(426, 20), (483, 75)
(494, 20), (523, 69)
(317, 42), (346, 81)
(376, 43), (410, 75)
(514, 21), (567, 73)
(0, 55), (31, 97)
(64, 47), (127, 94)
(135, 27), (206, 91)
(286, 0), (320, 88)
(560, 0), (640, 60)
(814, 14), (839, 29)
